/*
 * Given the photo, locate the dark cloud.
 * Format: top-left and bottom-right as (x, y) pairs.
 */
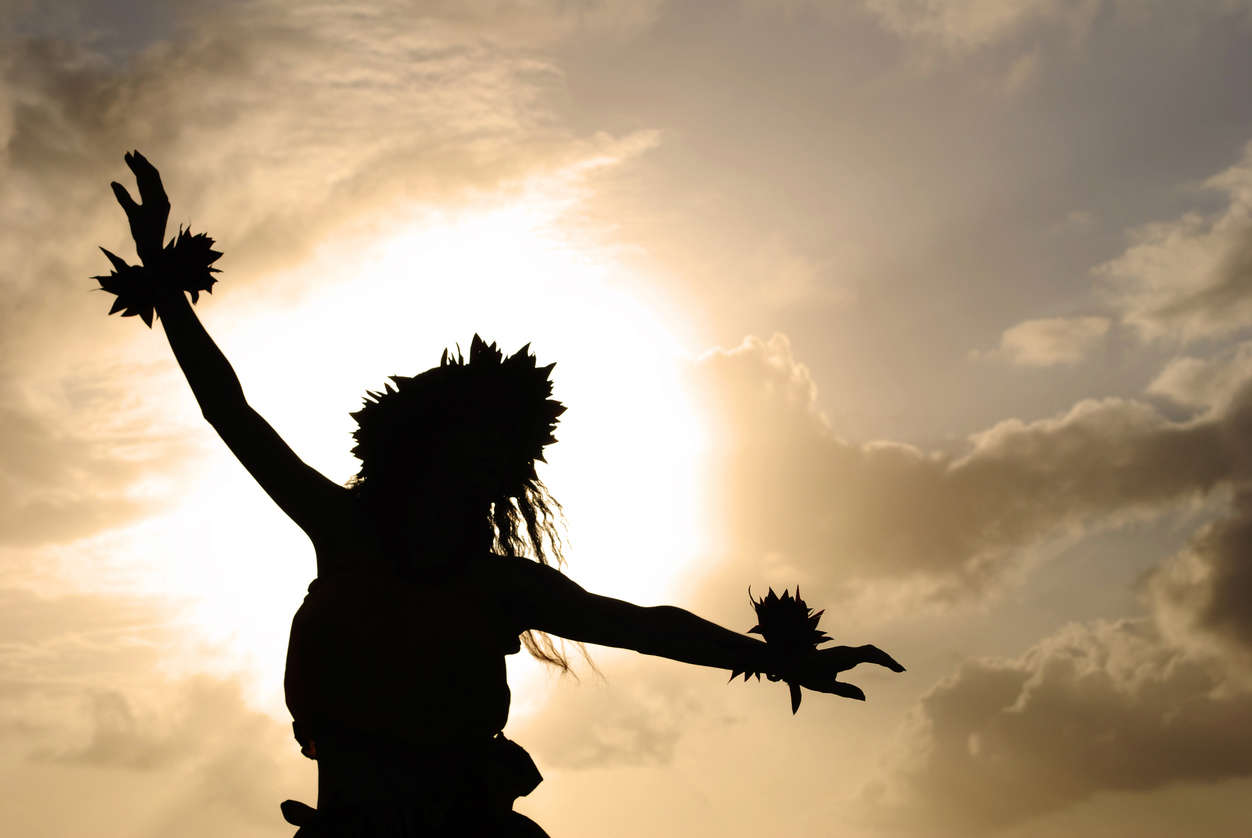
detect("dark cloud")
(852, 377), (1252, 833)
(869, 619), (1252, 835)
(1148, 488), (1252, 662)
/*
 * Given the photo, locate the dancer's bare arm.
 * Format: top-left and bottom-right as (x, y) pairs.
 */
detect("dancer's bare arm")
(499, 559), (903, 700)
(112, 152), (347, 538)
(156, 293), (347, 535)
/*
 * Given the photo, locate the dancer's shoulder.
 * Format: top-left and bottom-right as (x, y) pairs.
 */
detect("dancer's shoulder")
(477, 552), (568, 586)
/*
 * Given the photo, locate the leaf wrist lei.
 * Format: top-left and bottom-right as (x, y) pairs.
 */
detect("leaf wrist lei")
(94, 227), (222, 327)
(730, 587), (831, 714)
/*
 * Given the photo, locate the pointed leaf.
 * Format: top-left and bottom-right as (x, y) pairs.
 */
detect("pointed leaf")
(100, 247), (130, 272)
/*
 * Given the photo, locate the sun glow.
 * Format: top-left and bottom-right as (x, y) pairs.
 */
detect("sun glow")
(128, 198), (710, 704)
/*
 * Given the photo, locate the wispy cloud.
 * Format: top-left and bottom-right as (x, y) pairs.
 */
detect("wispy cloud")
(975, 315), (1110, 367)
(1148, 339), (1252, 411)
(860, 0), (1103, 52)
(1098, 142), (1252, 342)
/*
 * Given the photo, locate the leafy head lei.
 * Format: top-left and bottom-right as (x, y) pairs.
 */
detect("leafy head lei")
(349, 336), (568, 565)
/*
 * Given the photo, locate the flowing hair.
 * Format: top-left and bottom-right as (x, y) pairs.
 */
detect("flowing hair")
(492, 481), (572, 671)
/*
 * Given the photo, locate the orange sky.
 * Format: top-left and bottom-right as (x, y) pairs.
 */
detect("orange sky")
(4, 2), (1252, 836)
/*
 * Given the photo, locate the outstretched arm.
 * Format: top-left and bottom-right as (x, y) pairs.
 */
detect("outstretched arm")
(499, 560), (902, 701)
(111, 152), (346, 538)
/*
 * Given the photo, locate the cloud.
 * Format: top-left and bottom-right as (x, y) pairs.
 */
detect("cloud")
(0, 370), (198, 546)
(0, 586), (173, 745)
(1148, 339), (1252, 412)
(869, 618), (1252, 835)
(0, 583), (304, 837)
(517, 660), (709, 770)
(1097, 141), (1252, 342)
(691, 334), (1250, 609)
(11, 676), (303, 838)
(0, 0), (661, 550)
(863, 372), (1252, 833)
(0, 0), (659, 368)
(859, 0), (1103, 52)
(977, 315), (1110, 367)
(732, 234), (853, 310)
(686, 330), (1252, 834)
(853, 1), (1252, 56)
(1147, 489), (1252, 665)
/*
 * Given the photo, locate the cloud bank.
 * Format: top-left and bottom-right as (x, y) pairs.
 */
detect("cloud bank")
(871, 618), (1252, 835)
(691, 333), (1247, 608)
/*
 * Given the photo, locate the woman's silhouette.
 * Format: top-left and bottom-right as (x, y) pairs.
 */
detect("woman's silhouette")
(102, 152), (905, 836)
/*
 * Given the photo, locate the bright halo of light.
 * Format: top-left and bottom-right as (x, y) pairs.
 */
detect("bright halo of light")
(129, 198), (710, 705)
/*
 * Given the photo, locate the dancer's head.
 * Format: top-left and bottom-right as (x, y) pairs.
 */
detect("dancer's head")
(348, 335), (566, 565)
(349, 335), (572, 670)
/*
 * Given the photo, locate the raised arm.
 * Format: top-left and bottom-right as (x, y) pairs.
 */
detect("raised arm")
(497, 559), (902, 701)
(110, 152), (346, 538)
(155, 291), (347, 536)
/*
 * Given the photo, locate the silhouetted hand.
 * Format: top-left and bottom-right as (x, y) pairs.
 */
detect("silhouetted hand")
(110, 150), (169, 265)
(795, 644), (905, 702)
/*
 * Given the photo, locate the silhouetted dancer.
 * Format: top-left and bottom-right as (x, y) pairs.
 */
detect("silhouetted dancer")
(98, 151), (906, 837)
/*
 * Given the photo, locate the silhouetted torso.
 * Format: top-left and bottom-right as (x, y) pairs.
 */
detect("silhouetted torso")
(286, 557), (519, 745)
(284, 498), (531, 823)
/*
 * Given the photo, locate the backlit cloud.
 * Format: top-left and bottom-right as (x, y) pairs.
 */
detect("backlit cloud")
(692, 333), (1247, 609)
(0, 0), (658, 368)
(9, 2), (1252, 836)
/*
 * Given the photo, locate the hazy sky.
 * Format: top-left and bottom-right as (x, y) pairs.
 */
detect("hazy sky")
(4, 1), (1252, 835)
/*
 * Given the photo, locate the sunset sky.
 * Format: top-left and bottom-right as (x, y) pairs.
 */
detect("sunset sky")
(5, 1), (1252, 835)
